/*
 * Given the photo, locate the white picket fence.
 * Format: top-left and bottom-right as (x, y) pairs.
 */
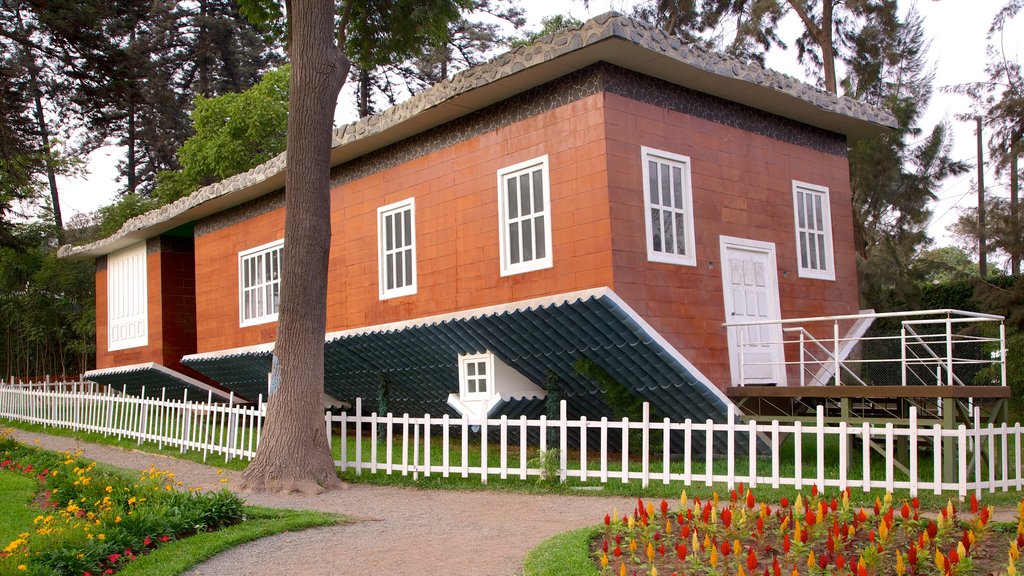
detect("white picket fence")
(0, 382), (264, 462)
(1, 384), (1020, 498)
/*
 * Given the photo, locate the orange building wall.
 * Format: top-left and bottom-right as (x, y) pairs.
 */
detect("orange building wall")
(603, 93), (860, 387)
(194, 93), (616, 353)
(96, 241), (207, 382)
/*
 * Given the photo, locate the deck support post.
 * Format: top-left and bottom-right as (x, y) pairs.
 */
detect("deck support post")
(943, 396), (956, 485)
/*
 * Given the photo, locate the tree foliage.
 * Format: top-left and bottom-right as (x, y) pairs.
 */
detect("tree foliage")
(154, 65), (290, 203)
(0, 222), (94, 381)
(846, 8), (968, 311)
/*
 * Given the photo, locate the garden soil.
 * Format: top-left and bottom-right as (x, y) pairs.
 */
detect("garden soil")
(9, 429), (635, 576)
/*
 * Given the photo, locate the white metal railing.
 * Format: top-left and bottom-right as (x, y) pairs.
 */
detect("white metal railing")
(2, 386), (1019, 497)
(723, 309), (1007, 388)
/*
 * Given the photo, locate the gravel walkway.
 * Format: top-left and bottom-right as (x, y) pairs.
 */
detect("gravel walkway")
(10, 429), (633, 576)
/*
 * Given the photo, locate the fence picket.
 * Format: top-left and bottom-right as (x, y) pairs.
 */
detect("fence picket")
(1, 386), (1020, 496)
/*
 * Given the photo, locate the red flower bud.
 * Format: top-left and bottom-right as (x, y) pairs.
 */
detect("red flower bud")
(604, 514), (611, 526)
(812, 484), (819, 497)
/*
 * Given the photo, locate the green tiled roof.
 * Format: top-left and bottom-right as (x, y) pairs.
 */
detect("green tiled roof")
(85, 365), (213, 400)
(182, 293), (737, 452)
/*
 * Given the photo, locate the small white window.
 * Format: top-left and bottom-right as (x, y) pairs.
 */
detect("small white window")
(378, 198), (417, 299)
(497, 155), (552, 276)
(642, 146), (696, 266)
(239, 239), (283, 326)
(459, 353), (494, 401)
(792, 181), (835, 280)
(108, 243), (148, 351)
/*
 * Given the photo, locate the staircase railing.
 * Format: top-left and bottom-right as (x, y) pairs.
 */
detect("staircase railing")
(724, 309), (1006, 388)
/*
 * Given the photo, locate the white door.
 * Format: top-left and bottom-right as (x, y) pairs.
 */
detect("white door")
(720, 237), (786, 386)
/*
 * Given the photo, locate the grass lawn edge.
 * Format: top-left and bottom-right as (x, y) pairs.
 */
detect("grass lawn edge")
(522, 525), (600, 576)
(116, 506), (348, 576)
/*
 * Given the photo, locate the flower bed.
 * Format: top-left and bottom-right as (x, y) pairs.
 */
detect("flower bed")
(592, 484), (1022, 576)
(0, 429), (244, 575)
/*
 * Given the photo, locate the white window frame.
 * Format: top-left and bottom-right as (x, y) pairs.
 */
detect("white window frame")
(458, 352), (494, 401)
(107, 243), (148, 351)
(497, 155), (553, 276)
(792, 181), (835, 281)
(377, 197), (417, 300)
(641, 146), (696, 266)
(238, 239), (284, 327)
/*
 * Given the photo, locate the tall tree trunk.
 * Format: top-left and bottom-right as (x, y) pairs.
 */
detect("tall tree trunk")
(819, 0), (836, 94)
(1011, 142), (1019, 276)
(239, 0), (349, 494)
(29, 63), (63, 240)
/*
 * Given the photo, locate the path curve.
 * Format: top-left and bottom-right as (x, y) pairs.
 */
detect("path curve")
(10, 430), (632, 576)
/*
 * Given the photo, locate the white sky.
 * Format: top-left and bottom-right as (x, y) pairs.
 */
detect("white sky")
(56, 0), (1020, 249)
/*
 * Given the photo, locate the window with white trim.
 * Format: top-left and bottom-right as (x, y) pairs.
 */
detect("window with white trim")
(239, 240), (283, 326)
(459, 353), (494, 401)
(107, 243), (148, 351)
(497, 155), (552, 276)
(378, 198), (417, 299)
(792, 181), (835, 280)
(642, 146), (696, 266)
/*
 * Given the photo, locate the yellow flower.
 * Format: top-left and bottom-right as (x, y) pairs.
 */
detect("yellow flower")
(646, 542), (655, 562)
(619, 562), (626, 576)
(115, 516), (122, 524)
(17, 565), (26, 571)
(710, 546), (718, 568)
(601, 553), (608, 569)
(807, 551), (816, 570)
(896, 551), (905, 576)
(105, 485), (113, 493)
(97, 534), (106, 541)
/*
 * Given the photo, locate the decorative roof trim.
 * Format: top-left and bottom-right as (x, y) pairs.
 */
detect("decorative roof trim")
(85, 362), (232, 400)
(61, 11), (895, 260)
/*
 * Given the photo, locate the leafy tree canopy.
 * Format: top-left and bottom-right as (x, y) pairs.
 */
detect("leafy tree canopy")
(154, 65), (290, 203)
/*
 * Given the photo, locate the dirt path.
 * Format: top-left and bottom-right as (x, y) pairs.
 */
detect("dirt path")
(9, 429), (633, 576)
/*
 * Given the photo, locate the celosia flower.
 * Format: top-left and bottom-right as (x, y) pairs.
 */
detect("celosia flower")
(723, 507), (733, 529)
(970, 493), (979, 514)
(677, 543), (687, 562)
(747, 546), (758, 571)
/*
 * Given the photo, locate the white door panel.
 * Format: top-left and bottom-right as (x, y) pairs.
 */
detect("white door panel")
(720, 237), (786, 386)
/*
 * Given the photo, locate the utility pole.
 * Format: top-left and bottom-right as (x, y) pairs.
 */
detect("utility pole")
(977, 117), (987, 277)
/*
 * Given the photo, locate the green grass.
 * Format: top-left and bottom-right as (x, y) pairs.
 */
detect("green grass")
(0, 469), (38, 544)
(116, 506), (343, 576)
(522, 526), (600, 576)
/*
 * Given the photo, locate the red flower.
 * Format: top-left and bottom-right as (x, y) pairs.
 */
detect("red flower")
(681, 525), (690, 538)
(659, 543), (666, 557)
(756, 517), (764, 535)
(980, 507), (990, 525)
(107, 553), (121, 563)
(818, 552), (828, 569)
(927, 520), (938, 540)
(961, 529), (972, 554)
(805, 509), (816, 527)
(731, 489), (739, 503)
(722, 507), (733, 529)
(780, 496), (789, 508)
(826, 534), (835, 554)
(721, 540), (731, 557)
(604, 514), (611, 527)
(702, 502), (712, 523)
(614, 534), (621, 545)
(661, 499), (669, 517)
(835, 555), (845, 570)
(799, 529), (808, 544)
(678, 513), (685, 526)
(949, 548), (960, 565)
(602, 539), (608, 553)
(811, 484), (819, 497)
(907, 542), (918, 566)
(969, 493), (979, 514)
(614, 546), (622, 558)
(676, 543), (687, 562)
(159, 536), (171, 542)
(900, 502), (911, 519)
(747, 490), (756, 510)
(772, 555), (781, 576)
(783, 534), (791, 554)
(858, 563), (868, 576)
(747, 546), (758, 571)
(912, 497), (920, 510)
(830, 498), (838, 513)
